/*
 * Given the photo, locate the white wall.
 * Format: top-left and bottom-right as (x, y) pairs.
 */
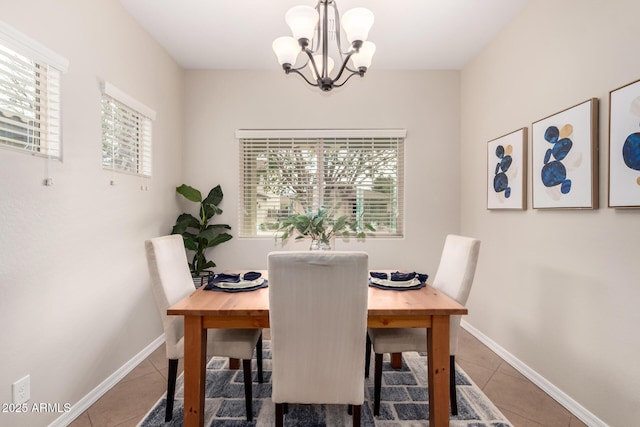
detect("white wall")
(0, 1), (183, 425)
(182, 69), (461, 272)
(460, 0), (640, 425)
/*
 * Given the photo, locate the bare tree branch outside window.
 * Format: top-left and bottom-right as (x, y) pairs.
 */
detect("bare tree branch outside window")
(240, 136), (403, 237)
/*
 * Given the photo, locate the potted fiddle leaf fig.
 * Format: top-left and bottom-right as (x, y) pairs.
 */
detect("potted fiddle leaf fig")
(171, 184), (232, 282)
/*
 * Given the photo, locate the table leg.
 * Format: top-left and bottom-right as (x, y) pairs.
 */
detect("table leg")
(427, 315), (450, 427)
(183, 315), (206, 427)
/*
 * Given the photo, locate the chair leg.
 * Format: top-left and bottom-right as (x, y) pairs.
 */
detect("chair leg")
(450, 355), (458, 416)
(365, 333), (371, 378)
(165, 359), (178, 422)
(373, 353), (383, 416)
(242, 359), (253, 421)
(275, 403), (284, 427)
(257, 333), (264, 383)
(352, 404), (361, 426)
(390, 352), (403, 369)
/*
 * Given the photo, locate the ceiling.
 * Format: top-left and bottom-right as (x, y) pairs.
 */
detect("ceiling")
(119, 0), (530, 70)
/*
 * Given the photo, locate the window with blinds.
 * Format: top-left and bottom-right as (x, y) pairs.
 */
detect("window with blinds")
(101, 83), (154, 177)
(237, 130), (405, 238)
(0, 22), (67, 158)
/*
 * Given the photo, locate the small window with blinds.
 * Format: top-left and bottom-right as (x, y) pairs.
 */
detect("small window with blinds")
(0, 22), (68, 158)
(101, 82), (154, 177)
(237, 130), (405, 238)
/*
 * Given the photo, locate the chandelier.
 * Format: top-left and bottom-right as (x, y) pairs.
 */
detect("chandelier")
(272, 0), (376, 92)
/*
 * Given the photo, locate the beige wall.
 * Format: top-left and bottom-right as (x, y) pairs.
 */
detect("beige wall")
(182, 69), (461, 272)
(4, 0), (636, 425)
(0, 1), (183, 425)
(461, 0), (640, 425)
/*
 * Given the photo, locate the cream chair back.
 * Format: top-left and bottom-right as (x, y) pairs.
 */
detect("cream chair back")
(432, 234), (481, 353)
(145, 234), (194, 359)
(268, 251), (369, 405)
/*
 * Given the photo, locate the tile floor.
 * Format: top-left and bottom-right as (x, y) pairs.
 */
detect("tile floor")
(68, 328), (587, 427)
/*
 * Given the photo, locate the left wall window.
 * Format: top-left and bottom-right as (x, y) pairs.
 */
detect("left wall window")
(101, 82), (155, 177)
(0, 21), (68, 158)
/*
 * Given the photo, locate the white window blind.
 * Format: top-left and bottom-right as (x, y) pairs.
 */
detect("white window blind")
(101, 82), (155, 177)
(0, 21), (68, 158)
(237, 129), (405, 238)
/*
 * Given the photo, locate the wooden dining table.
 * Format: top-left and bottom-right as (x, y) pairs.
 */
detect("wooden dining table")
(167, 272), (468, 427)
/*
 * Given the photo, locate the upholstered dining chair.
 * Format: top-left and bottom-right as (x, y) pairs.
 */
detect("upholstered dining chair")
(145, 234), (263, 422)
(268, 251), (369, 427)
(366, 234), (480, 417)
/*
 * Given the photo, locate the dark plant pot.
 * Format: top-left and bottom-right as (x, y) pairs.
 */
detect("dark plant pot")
(191, 271), (214, 288)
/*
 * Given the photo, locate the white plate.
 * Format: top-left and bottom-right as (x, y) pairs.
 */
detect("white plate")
(370, 277), (420, 288)
(213, 277), (265, 289)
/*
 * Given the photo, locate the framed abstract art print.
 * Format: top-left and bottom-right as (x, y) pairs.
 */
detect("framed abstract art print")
(609, 78), (640, 208)
(487, 128), (527, 210)
(531, 98), (599, 209)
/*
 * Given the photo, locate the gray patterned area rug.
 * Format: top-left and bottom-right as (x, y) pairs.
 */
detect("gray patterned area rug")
(139, 341), (512, 426)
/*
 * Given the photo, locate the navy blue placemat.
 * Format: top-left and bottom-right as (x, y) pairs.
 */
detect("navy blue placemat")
(204, 271), (268, 292)
(368, 271), (428, 290)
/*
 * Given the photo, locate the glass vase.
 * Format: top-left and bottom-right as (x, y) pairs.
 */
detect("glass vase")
(309, 239), (332, 251)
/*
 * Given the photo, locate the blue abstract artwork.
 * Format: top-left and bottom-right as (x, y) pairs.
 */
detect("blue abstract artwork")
(532, 99), (597, 209)
(622, 132), (640, 171)
(541, 124), (573, 194)
(487, 128), (526, 210)
(609, 79), (640, 207)
(493, 144), (512, 198)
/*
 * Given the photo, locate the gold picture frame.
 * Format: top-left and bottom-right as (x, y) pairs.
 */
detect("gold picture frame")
(487, 128), (527, 210)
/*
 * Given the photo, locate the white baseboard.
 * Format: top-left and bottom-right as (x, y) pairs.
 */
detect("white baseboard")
(49, 335), (165, 427)
(460, 320), (608, 427)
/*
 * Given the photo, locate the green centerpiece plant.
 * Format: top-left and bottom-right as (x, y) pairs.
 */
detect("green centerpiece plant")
(275, 206), (375, 250)
(171, 184), (232, 277)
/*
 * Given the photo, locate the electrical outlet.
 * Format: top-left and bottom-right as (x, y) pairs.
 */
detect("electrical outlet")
(12, 375), (30, 404)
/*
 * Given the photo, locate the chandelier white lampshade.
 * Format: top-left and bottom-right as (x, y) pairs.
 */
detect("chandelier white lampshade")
(310, 55), (334, 80)
(285, 5), (319, 42)
(272, 0), (376, 92)
(272, 36), (301, 66)
(341, 7), (374, 44)
(350, 41), (376, 69)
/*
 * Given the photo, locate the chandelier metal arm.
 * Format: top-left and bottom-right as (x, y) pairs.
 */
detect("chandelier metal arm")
(332, 69), (363, 88)
(331, 48), (358, 83)
(298, 43), (365, 91)
(289, 54), (311, 72)
(284, 65), (320, 87)
(301, 45), (323, 82)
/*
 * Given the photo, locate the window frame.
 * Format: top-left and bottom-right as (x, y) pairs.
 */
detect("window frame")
(236, 129), (406, 239)
(0, 20), (68, 159)
(101, 82), (155, 177)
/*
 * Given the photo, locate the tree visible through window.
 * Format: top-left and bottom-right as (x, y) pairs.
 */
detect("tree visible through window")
(0, 35), (65, 158)
(238, 131), (404, 238)
(100, 82), (154, 177)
